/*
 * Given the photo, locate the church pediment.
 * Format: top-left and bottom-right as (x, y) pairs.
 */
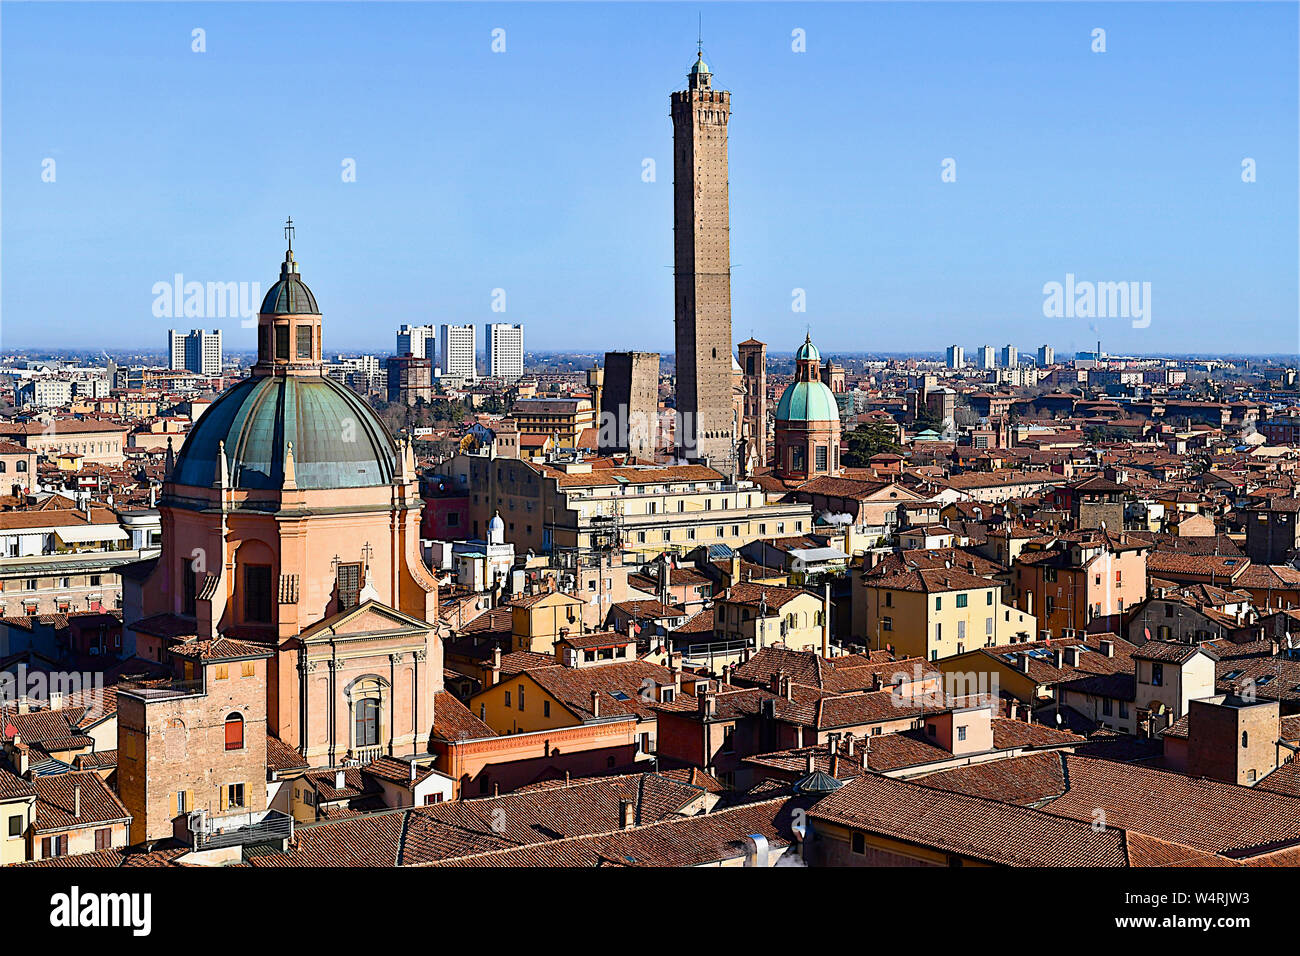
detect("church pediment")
(299, 600), (432, 643)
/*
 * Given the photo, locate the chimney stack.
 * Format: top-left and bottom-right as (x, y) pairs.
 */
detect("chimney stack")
(73, 784), (81, 818)
(591, 691), (601, 718)
(619, 798), (635, 830)
(804, 753), (815, 774)
(335, 770), (346, 790)
(1099, 640), (1115, 658)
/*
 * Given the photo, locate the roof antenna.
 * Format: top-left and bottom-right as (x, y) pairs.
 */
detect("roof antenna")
(698, 12), (703, 57)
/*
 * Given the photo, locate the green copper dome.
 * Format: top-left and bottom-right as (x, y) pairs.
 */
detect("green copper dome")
(260, 277), (319, 315)
(690, 54), (709, 74)
(776, 379), (840, 424)
(171, 375), (397, 490)
(795, 336), (821, 363)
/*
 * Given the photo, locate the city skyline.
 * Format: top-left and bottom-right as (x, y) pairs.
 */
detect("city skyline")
(3, 3), (1296, 356)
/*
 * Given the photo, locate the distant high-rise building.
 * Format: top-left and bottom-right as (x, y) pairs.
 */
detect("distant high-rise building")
(486, 323), (524, 381)
(1000, 345), (1018, 369)
(672, 50), (734, 464)
(438, 324), (476, 380)
(945, 345), (964, 369)
(396, 324), (436, 362)
(167, 329), (222, 376)
(978, 346), (996, 370)
(1037, 345), (1055, 366)
(600, 351), (661, 460)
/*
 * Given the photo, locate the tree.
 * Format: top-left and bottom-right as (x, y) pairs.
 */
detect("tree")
(842, 422), (902, 468)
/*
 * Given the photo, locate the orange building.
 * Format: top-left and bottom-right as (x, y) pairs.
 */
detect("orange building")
(126, 224), (441, 765)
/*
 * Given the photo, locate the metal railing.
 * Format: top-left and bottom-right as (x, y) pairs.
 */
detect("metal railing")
(192, 809), (294, 851)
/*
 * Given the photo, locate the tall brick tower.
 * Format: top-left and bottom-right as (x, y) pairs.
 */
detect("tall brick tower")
(672, 50), (734, 464)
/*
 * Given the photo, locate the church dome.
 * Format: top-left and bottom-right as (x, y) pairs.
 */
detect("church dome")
(260, 276), (320, 315)
(795, 336), (821, 364)
(171, 374), (397, 490)
(776, 379), (839, 424)
(690, 54), (710, 75)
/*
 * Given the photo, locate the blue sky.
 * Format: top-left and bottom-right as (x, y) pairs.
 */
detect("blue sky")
(3, 2), (1297, 356)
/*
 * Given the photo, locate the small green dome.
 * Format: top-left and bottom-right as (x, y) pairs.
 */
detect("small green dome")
(690, 54), (709, 75)
(172, 375), (396, 490)
(776, 380), (840, 424)
(795, 335), (820, 364)
(260, 277), (319, 315)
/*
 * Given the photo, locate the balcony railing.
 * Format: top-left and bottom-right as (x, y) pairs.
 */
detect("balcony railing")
(191, 809), (294, 851)
(349, 745), (384, 765)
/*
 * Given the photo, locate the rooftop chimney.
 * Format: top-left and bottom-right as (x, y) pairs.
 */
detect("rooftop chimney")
(804, 753), (815, 774)
(590, 691), (601, 717)
(335, 770), (346, 790)
(73, 784), (81, 819)
(619, 798), (635, 830)
(1099, 640), (1115, 658)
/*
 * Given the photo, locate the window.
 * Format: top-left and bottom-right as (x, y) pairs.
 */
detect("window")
(175, 791), (191, 815)
(226, 783), (246, 809)
(7, 814), (21, 837)
(518, 685), (525, 711)
(241, 661), (255, 678)
(94, 828), (112, 850)
(337, 562), (362, 612)
(1242, 731), (1249, 748)
(504, 690), (512, 708)
(90, 574), (101, 587)
(986, 591), (993, 605)
(224, 712), (244, 751)
(355, 698), (380, 747)
(243, 564), (273, 623)
(296, 325), (313, 359)
(1119, 701), (1129, 719)
(815, 446), (828, 471)
(1102, 699), (1113, 717)
(274, 324), (290, 360)
(1151, 662), (1164, 687)
(851, 831), (866, 855)
(935, 597), (942, 611)
(41, 834), (69, 859)
(214, 664), (229, 681)
(543, 701), (550, 718)
(182, 562), (198, 616)
(956, 594), (968, 608)
(957, 726), (967, 742)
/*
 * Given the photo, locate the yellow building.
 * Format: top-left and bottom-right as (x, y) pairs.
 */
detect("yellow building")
(0, 774), (36, 865)
(508, 590), (586, 653)
(855, 566), (1036, 661)
(712, 583), (830, 655)
(469, 659), (675, 739)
